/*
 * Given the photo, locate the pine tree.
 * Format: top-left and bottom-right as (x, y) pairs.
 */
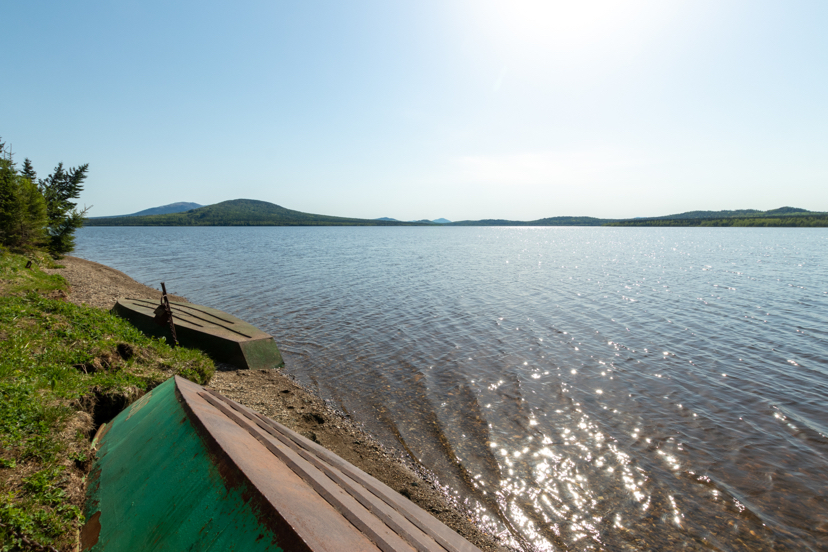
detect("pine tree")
(0, 156), (47, 249)
(0, 155), (17, 244)
(39, 162), (90, 254)
(0, 139), (89, 253)
(21, 158), (36, 183)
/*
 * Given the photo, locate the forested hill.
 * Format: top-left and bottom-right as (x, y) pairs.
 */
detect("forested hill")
(448, 208), (827, 227)
(608, 206), (828, 227)
(609, 213), (828, 227)
(84, 199), (431, 226)
(634, 206), (813, 220)
(84, 200), (828, 227)
(125, 202), (203, 217)
(90, 202), (203, 218)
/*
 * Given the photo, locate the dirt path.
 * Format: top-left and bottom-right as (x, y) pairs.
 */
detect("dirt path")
(50, 255), (506, 551)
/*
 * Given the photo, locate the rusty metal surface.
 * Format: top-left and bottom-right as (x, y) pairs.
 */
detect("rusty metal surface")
(202, 389), (485, 552)
(199, 393), (418, 552)
(158, 282), (179, 346)
(79, 511), (101, 551)
(176, 376), (486, 552)
(176, 376), (383, 551)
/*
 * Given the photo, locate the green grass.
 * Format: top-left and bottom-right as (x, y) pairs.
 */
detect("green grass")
(0, 251), (215, 551)
(0, 252), (66, 297)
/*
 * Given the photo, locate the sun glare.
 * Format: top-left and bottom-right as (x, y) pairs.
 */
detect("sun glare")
(468, 0), (679, 66)
(500, 1), (642, 42)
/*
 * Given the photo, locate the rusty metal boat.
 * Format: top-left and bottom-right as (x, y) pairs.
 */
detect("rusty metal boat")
(111, 297), (283, 369)
(82, 376), (486, 552)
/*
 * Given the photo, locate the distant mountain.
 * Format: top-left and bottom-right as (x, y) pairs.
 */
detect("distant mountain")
(648, 209), (763, 220)
(378, 217), (449, 223)
(611, 207), (827, 227)
(85, 199), (430, 227)
(639, 206), (812, 221)
(93, 202), (203, 218)
(450, 208), (827, 227)
(765, 207), (810, 215)
(84, 201), (828, 228)
(129, 202), (203, 216)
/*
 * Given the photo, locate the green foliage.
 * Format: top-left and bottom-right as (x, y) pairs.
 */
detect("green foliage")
(0, 138), (89, 255)
(1, 467), (82, 551)
(0, 253), (66, 296)
(20, 159), (36, 184)
(39, 162), (90, 254)
(0, 158), (47, 250)
(0, 253), (215, 549)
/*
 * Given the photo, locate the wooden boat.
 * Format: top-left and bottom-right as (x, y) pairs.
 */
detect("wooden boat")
(111, 297), (283, 370)
(81, 376), (486, 552)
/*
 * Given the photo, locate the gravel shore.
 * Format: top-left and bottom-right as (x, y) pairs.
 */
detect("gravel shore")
(50, 255), (506, 552)
(43, 256), (188, 309)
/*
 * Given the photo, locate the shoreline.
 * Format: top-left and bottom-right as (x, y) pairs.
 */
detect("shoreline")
(50, 255), (506, 552)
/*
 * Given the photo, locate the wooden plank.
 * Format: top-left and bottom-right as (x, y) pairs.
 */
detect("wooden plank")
(201, 388), (486, 552)
(84, 375), (487, 551)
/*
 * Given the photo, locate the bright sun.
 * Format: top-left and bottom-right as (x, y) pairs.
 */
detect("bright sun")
(467, 0), (680, 66)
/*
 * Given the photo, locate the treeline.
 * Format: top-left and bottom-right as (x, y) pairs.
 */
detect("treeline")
(609, 215), (828, 227)
(0, 137), (88, 254)
(703, 216), (828, 227)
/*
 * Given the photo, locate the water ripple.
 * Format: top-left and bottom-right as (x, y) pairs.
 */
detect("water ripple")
(75, 226), (828, 551)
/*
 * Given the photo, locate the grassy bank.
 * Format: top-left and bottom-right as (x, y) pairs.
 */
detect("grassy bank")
(0, 251), (214, 551)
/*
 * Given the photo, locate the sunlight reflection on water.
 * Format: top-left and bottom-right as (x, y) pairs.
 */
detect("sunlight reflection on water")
(75, 226), (828, 551)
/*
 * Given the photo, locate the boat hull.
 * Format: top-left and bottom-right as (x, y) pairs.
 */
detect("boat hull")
(112, 297), (283, 370)
(82, 376), (487, 552)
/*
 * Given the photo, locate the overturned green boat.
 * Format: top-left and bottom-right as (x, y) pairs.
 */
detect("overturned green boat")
(82, 376), (485, 552)
(112, 297), (283, 370)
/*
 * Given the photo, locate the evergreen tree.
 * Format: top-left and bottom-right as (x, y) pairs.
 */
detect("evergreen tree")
(21, 158), (36, 183)
(0, 155), (17, 243)
(39, 162), (90, 254)
(0, 156), (47, 249)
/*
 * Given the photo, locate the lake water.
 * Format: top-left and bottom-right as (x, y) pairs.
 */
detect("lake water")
(74, 226), (828, 551)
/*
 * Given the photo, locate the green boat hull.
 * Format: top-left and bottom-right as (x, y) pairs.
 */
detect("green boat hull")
(82, 377), (487, 552)
(82, 378), (287, 551)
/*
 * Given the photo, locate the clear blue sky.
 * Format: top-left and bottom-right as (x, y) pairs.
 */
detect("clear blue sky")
(3, 1), (827, 220)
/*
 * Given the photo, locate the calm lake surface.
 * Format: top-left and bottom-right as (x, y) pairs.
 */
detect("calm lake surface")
(74, 226), (828, 551)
